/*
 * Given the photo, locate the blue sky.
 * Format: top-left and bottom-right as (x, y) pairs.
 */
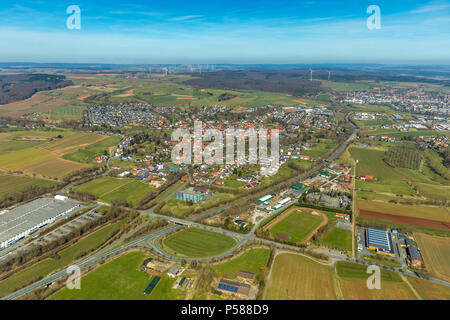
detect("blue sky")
(0, 0), (449, 64)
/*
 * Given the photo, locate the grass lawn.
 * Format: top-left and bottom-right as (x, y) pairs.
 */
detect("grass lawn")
(0, 219), (126, 297)
(269, 210), (323, 243)
(321, 227), (352, 251)
(49, 251), (185, 300)
(161, 228), (236, 258)
(214, 248), (271, 278)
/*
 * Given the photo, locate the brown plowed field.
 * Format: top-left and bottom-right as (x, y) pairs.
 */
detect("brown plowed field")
(360, 209), (450, 230)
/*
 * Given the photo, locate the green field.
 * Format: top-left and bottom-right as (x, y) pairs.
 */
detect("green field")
(265, 253), (336, 299)
(49, 251), (185, 300)
(0, 174), (59, 199)
(302, 139), (337, 158)
(161, 228), (236, 258)
(321, 227), (352, 251)
(269, 210), (323, 243)
(0, 147), (53, 170)
(336, 261), (417, 300)
(72, 177), (154, 206)
(260, 166), (293, 187)
(0, 220), (125, 297)
(349, 146), (448, 198)
(63, 136), (121, 163)
(264, 252), (450, 300)
(214, 248), (271, 278)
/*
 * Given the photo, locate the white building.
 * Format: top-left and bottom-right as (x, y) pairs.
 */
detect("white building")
(0, 198), (81, 249)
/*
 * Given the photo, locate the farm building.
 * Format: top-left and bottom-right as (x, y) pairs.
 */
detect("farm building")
(217, 279), (251, 297)
(0, 198), (81, 249)
(237, 270), (255, 282)
(365, 227), (395, 256)
(258, 195), (273, 203)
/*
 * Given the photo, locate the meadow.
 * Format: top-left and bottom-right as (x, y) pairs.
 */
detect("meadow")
(49, 251), (185, 300)
(0, 174), (59, 199)
(161, 228), (236, 258)
(0, 130), (109, 180)
(357, 200), (450, 223)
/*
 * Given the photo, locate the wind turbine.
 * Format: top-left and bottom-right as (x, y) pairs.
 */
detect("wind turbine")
(309, 68), (314, 81)
(328, 70), (331, 81)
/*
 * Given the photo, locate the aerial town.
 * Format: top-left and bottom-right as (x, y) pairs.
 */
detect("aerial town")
(0, 1), (449, 309)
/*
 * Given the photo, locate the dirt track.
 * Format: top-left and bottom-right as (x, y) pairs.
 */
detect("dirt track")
(360, 209), (450, 230)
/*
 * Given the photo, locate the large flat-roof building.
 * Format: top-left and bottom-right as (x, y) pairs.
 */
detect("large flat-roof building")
(0, 198), (81, 249)
(365, 227), (395, 256)
(217, 279), (251, 298)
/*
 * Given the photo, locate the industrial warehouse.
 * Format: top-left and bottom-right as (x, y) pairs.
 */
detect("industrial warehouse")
(365, 227), (395, 256)
(0, 197), (81, 249)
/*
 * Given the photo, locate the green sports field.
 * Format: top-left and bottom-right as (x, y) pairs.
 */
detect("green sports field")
(161, 228), (236, 258)
(269, 210), (324, 243)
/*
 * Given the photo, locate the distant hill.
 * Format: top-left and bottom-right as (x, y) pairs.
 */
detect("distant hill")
(0, 74), (72, 105)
